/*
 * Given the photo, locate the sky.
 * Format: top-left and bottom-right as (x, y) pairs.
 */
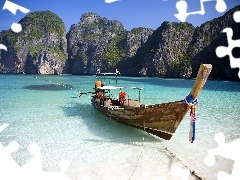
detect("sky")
(0, 0), (239, 33)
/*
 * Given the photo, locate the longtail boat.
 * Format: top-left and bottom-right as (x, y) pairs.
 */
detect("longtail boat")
(80, 64), (212, 140)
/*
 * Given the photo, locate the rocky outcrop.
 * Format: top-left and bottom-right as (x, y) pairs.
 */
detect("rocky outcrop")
(66, 13), (153, 74)
(125, 27), (153, 58)
(0, 10), (67, 74)
(189, 5), (240, 80)
(117, 21), (195, 77)
(117, 5), (240, 80)
(67, 12), (126, 74)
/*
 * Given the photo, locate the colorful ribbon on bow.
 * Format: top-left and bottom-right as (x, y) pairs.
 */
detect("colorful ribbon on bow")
(185, 94), (198, 143)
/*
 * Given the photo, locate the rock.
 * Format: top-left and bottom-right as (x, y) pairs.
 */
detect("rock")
(0, 10), (67, 74)
(117, 5), (240, 80)
(117, 21), (195, 78)
(189, 5), (240, 80)
(125, 27), (153, 58)
(66, 12), (127, 74)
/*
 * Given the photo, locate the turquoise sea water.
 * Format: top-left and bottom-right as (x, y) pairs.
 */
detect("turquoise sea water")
(0, 74), (239, 179)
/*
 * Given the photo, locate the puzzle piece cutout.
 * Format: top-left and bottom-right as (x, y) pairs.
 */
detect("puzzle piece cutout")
(216, 10), (240, 78)
(0, 0), (30, 51)
(0, 124), (71, 180)
(175, 0), (227, 22)
(204, 133), (240, 180)
(2, 0), (30, 15)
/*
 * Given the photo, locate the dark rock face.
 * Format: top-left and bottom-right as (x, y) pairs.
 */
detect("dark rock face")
(117, 21), (195, 78)
(66, 13), (153, 75)
(125, 27), (153, 58)
(66, 12), (127, 74)
(117, 5), (240, 80)
(0, 10), (67, 74)
(189, 5), (240, 80)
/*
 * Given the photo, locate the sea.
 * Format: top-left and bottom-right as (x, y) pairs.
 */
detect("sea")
(0, 74), (239, 180)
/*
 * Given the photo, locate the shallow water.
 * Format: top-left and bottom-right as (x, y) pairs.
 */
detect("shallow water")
(0, 74), (239, 179)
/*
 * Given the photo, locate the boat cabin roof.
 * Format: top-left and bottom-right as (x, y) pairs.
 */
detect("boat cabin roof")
(98, 86), (124, 90)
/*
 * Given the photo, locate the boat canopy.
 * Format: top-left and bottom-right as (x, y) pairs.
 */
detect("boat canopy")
(98, 86), (124, 90)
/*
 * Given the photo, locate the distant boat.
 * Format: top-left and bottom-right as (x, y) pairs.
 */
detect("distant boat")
(80, 64), (212, 140)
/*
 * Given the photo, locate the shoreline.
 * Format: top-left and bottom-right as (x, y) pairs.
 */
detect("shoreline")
(0, 72), (239, 82)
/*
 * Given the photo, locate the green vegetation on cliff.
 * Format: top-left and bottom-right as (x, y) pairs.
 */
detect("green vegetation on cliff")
(0, 30), (17, 47)
(102, 35), (126, 66)
(20, 10), (65, 38)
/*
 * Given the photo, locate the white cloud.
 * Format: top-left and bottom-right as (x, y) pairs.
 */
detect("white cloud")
(105, 0), (120, 3)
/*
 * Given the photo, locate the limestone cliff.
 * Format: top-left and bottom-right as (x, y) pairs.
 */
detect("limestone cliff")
(189, 5), (240, 80)
(117, 5), (240, 80)
(125, 27), (153, 58)
(0, 10), (67, 74)
(66, 12), (153, 74)
(67, 12), (126, 74)
(117, 22), (195, 78)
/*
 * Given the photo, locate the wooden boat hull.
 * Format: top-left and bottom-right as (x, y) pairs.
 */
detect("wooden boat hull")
(93, 100), (189, 140)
